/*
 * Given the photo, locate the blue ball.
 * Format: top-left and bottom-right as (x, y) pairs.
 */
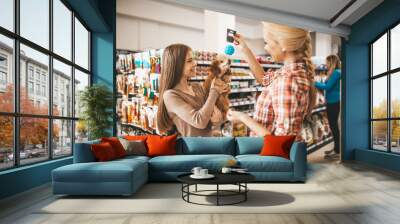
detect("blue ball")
(225, 44), (235, 55)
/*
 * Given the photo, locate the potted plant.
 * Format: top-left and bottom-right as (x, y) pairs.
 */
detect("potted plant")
(79, 84), (113, 140)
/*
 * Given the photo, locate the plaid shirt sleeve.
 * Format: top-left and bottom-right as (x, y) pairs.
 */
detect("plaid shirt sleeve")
(262, 69), (276, 87)
(271, 75), (308, 136)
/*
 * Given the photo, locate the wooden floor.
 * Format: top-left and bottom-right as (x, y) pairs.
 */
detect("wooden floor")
(1, 146), (400, 224)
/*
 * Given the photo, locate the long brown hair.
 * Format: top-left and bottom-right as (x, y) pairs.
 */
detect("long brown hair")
(157, 44), (190, 133)
(326, 54), (341, 79)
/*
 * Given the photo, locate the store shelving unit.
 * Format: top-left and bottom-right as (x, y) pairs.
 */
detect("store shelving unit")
(303, 64), (334, 153)
(115, 49), (162, 136)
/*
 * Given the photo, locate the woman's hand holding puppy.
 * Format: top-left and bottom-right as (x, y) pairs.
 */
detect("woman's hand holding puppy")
(211, 78), (230, 95)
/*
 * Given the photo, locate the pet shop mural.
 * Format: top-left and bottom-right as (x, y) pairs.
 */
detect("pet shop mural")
(115, 47), (332, 152)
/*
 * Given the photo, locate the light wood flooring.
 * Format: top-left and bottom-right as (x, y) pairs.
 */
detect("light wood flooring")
(1, 145), (399, 224)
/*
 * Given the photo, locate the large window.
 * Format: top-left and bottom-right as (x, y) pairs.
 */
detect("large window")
(370, 23), (400, 154)
(0, 0), (91, 170)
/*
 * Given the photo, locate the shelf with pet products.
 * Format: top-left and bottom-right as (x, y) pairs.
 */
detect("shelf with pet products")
(303, 64), (334, 153)
(116, 49), (163, 136)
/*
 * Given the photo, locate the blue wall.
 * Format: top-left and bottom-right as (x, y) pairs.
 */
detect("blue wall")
(0, 158), (72, 199)
(344, 0), (400, 171)
(91, 0), (116, 136)
(0, 0), (116, 200)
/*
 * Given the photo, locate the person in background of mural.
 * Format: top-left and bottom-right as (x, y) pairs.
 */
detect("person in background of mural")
(315, 55), (342, 158)
(227, 22), (316, 140)
(157, 44), (230, 137)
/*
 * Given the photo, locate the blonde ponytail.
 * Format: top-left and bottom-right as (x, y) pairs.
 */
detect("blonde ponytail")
(299, 34), (317, 116)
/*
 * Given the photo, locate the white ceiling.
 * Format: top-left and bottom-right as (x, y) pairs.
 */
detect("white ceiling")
(224, 0), (352, 23)
(159, 0), (384, 37)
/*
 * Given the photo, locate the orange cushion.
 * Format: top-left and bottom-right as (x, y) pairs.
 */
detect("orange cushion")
(146, 134), (177, 157)
(101, 137), (127, 158)
(91, 142), (117, 161)
(260, 135), (296, 159)
(124, 135), (148, 141)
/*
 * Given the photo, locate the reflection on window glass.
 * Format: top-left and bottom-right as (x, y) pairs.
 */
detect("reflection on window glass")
(372, 121), (388, 151)
(0, 116), (13, 170)
(391, 24), (400, 70)
(391, 72), (400, 118)
(0, 35), (14, 113)
(53, 59), (72, 117)
(20, 117), (49, 165)
(20, 44), (49, 115)
(372, 33), (387, 76)
(74, 18), (89, 70)
(75, 120), (88, 143)
(74, 69), (89, 118)
(53, 119), (72, 157)
(0, 0), (14, 31)
(53, 0), (72, 60)
(20, 0), (49, 49)
(372, 77), (387, 119)
(391, 120), (400, 153)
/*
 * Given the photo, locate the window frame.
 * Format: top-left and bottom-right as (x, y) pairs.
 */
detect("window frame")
(0, 0), (92, 171)
(370, 20), (400, 154)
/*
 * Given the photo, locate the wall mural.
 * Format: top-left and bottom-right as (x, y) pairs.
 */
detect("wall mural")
(115, 49), (333, 154)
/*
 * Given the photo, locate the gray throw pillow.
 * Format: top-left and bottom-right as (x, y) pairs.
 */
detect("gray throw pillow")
(119, 138), (147, 156)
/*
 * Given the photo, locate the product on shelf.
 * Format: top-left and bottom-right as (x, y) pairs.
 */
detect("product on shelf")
(117, 53), (135, 73)
(193, 50), (218, 61)
(134, 53), (143, 69)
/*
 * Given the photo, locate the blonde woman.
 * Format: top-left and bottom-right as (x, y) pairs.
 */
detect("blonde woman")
(157, 44), (230, 136)
(315, 55), (341, 157)
(227, 22), (316, 140)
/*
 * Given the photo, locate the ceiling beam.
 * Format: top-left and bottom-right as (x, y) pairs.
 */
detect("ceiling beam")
(159, 0), (351, 37)
(330, 0), (368, 28)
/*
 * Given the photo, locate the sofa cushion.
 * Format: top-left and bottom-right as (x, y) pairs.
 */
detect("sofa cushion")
(101, 137), (127, 158)
(114, 155), (150, 164)
(177, 137), (235, 155)
(235, 137), (263, 155)
(91, 142), (118, 161)
(236, 155), (293, 172)
(260, 135), (296, 159)
(149, 154), (235, 172)
(147, 134), (177, 157)
(52, 158), (147, 183)
(119, 138), (147, 156)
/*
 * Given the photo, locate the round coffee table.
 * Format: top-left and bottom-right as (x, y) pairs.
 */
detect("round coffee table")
(177, 172), (255, 206)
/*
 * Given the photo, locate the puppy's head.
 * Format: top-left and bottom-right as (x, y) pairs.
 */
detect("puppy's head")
(210, 54), (231, 79)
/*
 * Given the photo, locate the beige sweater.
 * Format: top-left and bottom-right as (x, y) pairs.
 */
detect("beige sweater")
(163, 84), (220, 137)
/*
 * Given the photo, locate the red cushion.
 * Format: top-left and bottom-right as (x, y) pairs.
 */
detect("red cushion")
(101, 137), (127, 158)
(146, 134), (177, 157)
(260, 135), (296, 159)
(91, 142), (117, 162)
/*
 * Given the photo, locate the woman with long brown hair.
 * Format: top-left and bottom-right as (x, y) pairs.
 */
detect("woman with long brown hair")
(315, 55), (342, 157)
(157, 44), (230, 136)
(227, 22), (316, 140)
